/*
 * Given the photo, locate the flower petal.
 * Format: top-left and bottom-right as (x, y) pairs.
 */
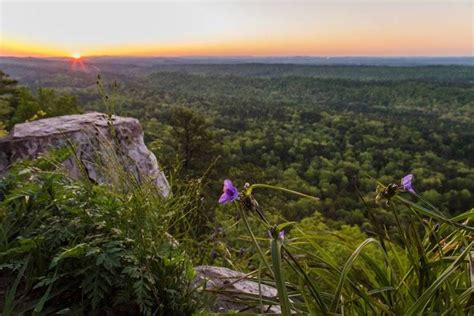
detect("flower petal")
(401, 174), (415, 193)
(223, 179), (234, 192)
(402, 174), (413, 185)
(219, 179), (239, 204)
(219, 192), (231, 204)
(231, 188), (239, 200)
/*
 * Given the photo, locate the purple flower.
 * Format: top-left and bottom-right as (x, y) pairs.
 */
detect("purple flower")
(219, 179), (239, 204)
(268, 229), (285, 240)
(401, 174), (415, 193)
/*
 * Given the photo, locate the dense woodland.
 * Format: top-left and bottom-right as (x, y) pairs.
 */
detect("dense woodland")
(1, 61), (473, 227)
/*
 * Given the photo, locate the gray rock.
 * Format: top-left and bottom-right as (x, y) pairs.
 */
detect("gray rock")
(194, 265), (281, 313)
(0, 112), (169, 196)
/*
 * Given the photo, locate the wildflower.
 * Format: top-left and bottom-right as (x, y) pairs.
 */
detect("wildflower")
(401, 174), (416, 193)
(218, 179), (239, 204)
(268, 229), (285, 240)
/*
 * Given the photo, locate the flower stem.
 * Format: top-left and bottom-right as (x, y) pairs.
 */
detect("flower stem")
(249, 184), (319, 201)
(237, 202), (274, 277)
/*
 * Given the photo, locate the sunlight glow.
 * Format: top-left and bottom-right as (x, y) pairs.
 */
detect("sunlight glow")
(0, 1), (471, 57)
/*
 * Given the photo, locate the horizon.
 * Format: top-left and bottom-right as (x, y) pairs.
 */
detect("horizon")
(1, 1), (472, 58)
(1, 55), (473, 59)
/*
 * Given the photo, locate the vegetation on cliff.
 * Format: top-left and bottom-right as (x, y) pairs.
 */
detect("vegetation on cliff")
(0, 150), (472, 314)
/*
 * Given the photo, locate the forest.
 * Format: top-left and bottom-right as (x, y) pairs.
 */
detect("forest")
(0, 59), (473, 314)
(3, 60), (472, 223)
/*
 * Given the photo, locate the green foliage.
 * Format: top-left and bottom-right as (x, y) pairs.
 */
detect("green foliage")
(222, 180), (473, 315)
(10, 87), (80, 125)
(1, 65), (473, 226)
(105, 69), (473, 224)
(0, 150), (201, 315)
(150, 106), (220, 178)
(0, 70), (19, 131)
(0, 70), (80, 129)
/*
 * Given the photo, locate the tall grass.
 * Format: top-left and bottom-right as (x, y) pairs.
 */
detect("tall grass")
(223, 180), (473, 315)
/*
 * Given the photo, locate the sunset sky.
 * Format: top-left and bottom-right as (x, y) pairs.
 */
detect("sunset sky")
(0, 0), (472, 57)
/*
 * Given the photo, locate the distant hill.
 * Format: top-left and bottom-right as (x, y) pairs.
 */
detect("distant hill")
(1, 56), (473, 88)
(1, 56), (473, 66)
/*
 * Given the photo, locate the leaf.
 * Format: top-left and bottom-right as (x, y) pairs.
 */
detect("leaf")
(250, 183), (319, 202)
(283, 246), (329, 315)
(0, 237), (43, 258)
(330, 238), (380, 312)
(50, 243), (88, 268)
(395, 196), (474, 232)
(405, 242), (473, 316)
(271, 238), (292, 316)
(34, 269), (58, 313)
(276, 221), (297, 232)
(2, 257), (29, 316)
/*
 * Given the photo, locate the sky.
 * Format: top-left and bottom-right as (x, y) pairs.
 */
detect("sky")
(0, 0), (472, 57)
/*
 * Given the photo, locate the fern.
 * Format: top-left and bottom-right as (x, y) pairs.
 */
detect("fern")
(0, 149), (201, 314)
(133, 274), (155, 315)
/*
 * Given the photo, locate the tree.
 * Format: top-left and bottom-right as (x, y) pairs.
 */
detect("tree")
(164, 106), (220, 177)
(10, 88), (80, 126)
(0, 71), (20, 133)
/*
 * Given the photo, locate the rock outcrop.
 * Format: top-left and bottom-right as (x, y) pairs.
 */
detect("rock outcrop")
(0, 112), (170, 196)
(194, 265), (281, 313)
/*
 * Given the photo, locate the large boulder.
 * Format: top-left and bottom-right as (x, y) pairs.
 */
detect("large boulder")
(194, 265), (281, 313)
(0, 112), (170, 196)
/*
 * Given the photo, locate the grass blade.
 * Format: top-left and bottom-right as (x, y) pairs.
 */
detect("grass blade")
(405, 243), (473, 316)
(271, 237), (292, 316)
(330, 238), (380, 313)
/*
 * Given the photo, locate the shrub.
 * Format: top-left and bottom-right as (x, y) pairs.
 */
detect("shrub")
(0, 149), (201, 315)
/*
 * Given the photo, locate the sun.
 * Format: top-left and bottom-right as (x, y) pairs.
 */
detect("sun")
(72, 52), (81, 59)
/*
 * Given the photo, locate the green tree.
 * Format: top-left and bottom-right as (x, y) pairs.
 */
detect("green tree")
(0, 71), (20, 134)
(167, 106), (219, 176)
(10, 88), (80, 125)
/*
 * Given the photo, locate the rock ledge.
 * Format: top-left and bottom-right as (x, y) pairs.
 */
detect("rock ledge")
(0, 112), (169, 196)
(194, 265), (281, 313)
